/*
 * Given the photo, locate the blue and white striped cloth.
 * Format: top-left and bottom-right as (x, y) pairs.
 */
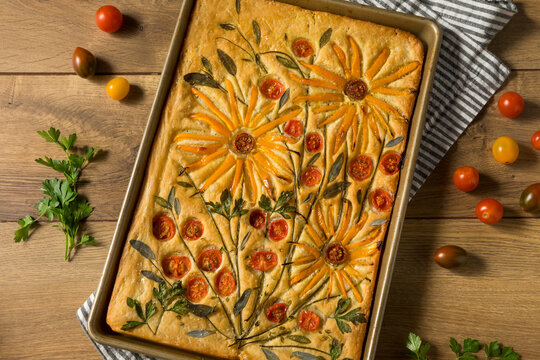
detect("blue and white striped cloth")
(77, 0), (517, 358)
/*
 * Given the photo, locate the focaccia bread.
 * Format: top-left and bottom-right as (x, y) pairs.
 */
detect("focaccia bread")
(106, 0), (424, 359)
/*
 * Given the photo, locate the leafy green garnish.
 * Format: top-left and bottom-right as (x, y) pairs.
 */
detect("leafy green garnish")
(121, 298), (157, 331)
(206, 189), (248, 221)
(406, 333), (431, 360)
(259, 191), (296, 220)
(332, 298), (366, 334)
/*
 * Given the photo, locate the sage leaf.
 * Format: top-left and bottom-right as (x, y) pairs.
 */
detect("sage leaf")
(302, 192), (314, 204)
(234, 288), (252, 315)
(356, 189), (362, 205)
(323, 182), (351, 199)
(275, 55), (298, 70)
(261, 347), (280, 360)
(154, 196), (170, 209)
(174, 198), (181, 216)
(167, 186), (175, 206)
(279, 88), (290, 110)
(177, 181), (193, 188)
(319, 28), (332, 49)
(292, 351), (319, 360)
(328, 153), (344, 183)
(305, 153), (320, 169)
(219, 23), (236, 31)
(187, 303), (216, 317)
(252, 20), (261, 45)
(235, 0), (240, 14)
(187, 329), (215, 338)
(140, 270), (164, 283)
(201, 56), (212, 74)
(370, 218), (387, 226)
(385, 136), (403, 148)
(129, 239), (155, 260)
(217, 49), (237, 76)
(287, 335), (311, 344)
(121, 321), (145, 331)
(183, 73), (220, 88)
(240, 231), (251, 251)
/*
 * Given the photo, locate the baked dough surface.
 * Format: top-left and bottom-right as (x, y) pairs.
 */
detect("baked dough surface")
(106, 0), (424, 359)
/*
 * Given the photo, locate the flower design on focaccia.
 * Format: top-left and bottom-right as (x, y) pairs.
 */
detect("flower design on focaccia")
(176, 79), (301, 200)
(290, 37), (420, 152)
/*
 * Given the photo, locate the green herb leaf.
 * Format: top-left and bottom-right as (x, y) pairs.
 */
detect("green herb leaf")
(450, 337), (462, 355)
(201, 56), (213, 74)
(129, 239), (155, 260)
(370, 218), (387, 226)
(386, 136), (403, 148)
(460, 354), (478, 360)
(169, 281), (186, 297)
(287, 335), (311, 344)
(419, 342), (431, 359)
(240, 231), (251, 251)
(121, 321), (145, 331)
(406, 333), (422, 353)
(484, 341), (500, 358)
(234, 288), (252, 315)
(279, 88), (290, 110)
(217, 49), (237, 76)
(127, 297), (144, 320)
(292, 351), (318, 360)
(356, 189), (363, 205)
(335, 298), (351, 316)
(167, 186), (175, 207)
(252, 20), (261, 45)
(276, 191), (294, 209)
(219, 23), (236, 31)
(328, 153), (344, 183)
(500, 346), (520, 360)
(259, 195), (272, 211)
(183, 73), (220, 88)
(235, 0), (240, 14)
(145, 301), (157, 320)
(187, 329), (215, 338)
(261, 347), (280, 360)
(177, 181), (193, 188)
(14, 215), (36, 242)
(275, 55), (298, 70)
(174, 198), (181, 216)
(78, 234), (98, 246)
(336, 318), (351, 333)
(319, 28), (332, 49)
(154, 196), (170, 209)
(170, 298), (189, 316)
(329, 338), (342, 360)
(221, 189), (232, 216)
(323, 181), (351, 199)
(302, 192), (314, 204)
(463, 338), (480, 353)
(305, 153), (321, 169)
(141, 270), (164, 284)
(340, 308), (366, 325)
(187, 303), (216, 317)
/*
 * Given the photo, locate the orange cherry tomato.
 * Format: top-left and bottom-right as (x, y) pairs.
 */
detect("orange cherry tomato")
(349, 155), (373, 181)
(259, 79), (285, 100)
(475, 199), (503, 225)
(380, 152), (401, 175)
(292, 39), (314, 58)
(161, 256), (191, 279)
(152, 215), (175, 241)
(186, 276), (208, 302)
(492, 136), (519, 164)
(106, 77), (130, 100)
(298, 310), (320, 331)
(305, 132), (323, 153)
(284, 119), (303, 139)
(370, 189), (393, 212)
(72, 47), (96, 79)
(453, 166), (479, 192)
(249, 210), (266, 229)
(498, 91), (524, 118)
(182, 218), (204, 240)
(215, 268), (236, 296)
(249, 250), (278, 271)
(268, 219), (289, 241)
(95, 5), (123, 33)
(301, 166), (322, 188)
(531, 131), (540, 150)
(197, 249), (222, 272)
(266, 303), (288, 323)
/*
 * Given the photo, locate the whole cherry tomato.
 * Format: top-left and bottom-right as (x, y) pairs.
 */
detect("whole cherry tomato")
(95, 5), (123, 33)
(106, 77), (130, 100)
(434, 245), (468, 269)
(531, 131), (540, 150)
(453, 166), (479, 192)
(475, 199), (503, 225)
(498, 91), (524, 118)
(520, 183), (540, 213)
(72, 47), (96, 79)
(492, 136), (519, 164)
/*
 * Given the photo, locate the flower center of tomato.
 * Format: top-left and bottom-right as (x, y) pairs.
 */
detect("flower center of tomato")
(232, 132), (255, 155)
(344, 79), (368, 101)
(324, 242), (349, 265)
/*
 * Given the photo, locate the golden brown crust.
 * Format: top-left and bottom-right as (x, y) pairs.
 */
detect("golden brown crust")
(106, 0), (424, 359)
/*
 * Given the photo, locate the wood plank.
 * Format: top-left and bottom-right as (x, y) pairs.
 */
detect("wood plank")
(0, 1), (181, 73)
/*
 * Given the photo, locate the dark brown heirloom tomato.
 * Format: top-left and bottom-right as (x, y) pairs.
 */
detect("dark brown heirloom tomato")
(284, 119), (303, 139)
(298, 310), (320, 331)
(520, 183), (540, 213)
(380, 152), (401, 175)
(349, 155), (373, 181)
(152, 215), (176, 241)
(268, 219), (289, 241)
(344, 79), (368, 101)
(434, 245), (468, 269)
(197, 249), (222, 272)
(266, 303), (288, 323)
(249, 209), (267, 229)
(233, 132), (255, 154)
(249, 250), (278, 271)
(186, 276), (208, 302)
(72, 47), (96, 79)
(301, 166), (322, 187)
(260, 78), (285, 100)
(292, 39), (314, 58)
(215, 268), (236, 296)
(324, 242), (348, 265)
(305, 132), (323, 153)
(182, 218), (204, 240)
(161, 256), (191, 279)
(370, 189), (393, 212)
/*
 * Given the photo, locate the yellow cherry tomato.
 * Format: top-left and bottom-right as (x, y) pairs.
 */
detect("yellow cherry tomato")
(106, 77), (130, 100)
(492, 136), (519, 164)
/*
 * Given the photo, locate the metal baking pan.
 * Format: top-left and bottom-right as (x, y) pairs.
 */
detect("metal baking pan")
(88, 0), (441, 359)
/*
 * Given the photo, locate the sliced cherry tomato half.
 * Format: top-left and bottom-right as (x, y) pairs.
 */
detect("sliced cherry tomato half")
(268, 219), (289, 241)
(215, 268), (236, 296)
(301, 166), (322, 188)
(197, 249), (222, 272)
(298, 310), (320, 331)
(284, 119), (303, 139)
(475, 199), (503, 225)
(349, 155), (373, 181)
(95, 5), (123, 33)
(186, 276), (208, 302)
(380, 152), (401, 176)
(492, 136), (519, 164)
(453, 166), (479, 192)
(182, 218), (204, 240)
(259, 78), (285, 100)
(498, 91), (524, 118)
(292, 39), (314, 58)
(520, 183), (540, 213)
(370, 189), (393, 212)
(249, 209), (267, 229)
(531, 131), (540, 150)
(266, 303), (288, 323)
(161, 256), (191, 279)
(249, 250), (278, 271)
(152, 215), (176, 241)
(305, 132), (323, 153)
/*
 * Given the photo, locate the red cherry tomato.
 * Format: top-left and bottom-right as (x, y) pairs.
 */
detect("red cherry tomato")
(152, 215), (175, 241)
(301, 166), (322, 187)
(182, 218), (204, 240)
(215, 268), (236, 296)
(197, 249), (222, 272)
(305, 132), (323, 153)
(292, 39), (314, 58)
(259, 79), (285, 100)
(498, 91), (524, 118)
(266, 303), (288, 323)
(249, 250), (278, 271)
(161, 256), (191, 279)
(531, 131), (540, 150)
(268, 219), (289, 241)
(453, 166), (479, 192)
(349, 155), (373, 181)
(95, 5), (123, 33)
(284, 119), (303, 139)
(370, 189), (393, 212)
(475, 199), (503, 225)
(298, 310), (320, 331)
(186, 276), (208, 302)
(249, 210), (266, 229)
(380, 152), (401, 175)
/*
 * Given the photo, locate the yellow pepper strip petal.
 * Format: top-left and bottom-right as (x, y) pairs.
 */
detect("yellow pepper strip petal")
(349, 260), (374, 266)
(185, 148), (227, 169)
(332, 43), (351, 79)
(174, 133), (228, 143)
(189, 114), (232, 138)
(327, 203), (335, 236)
(230, 158), (244, 195)
(313, 104), (340, 114)
(299, 61), (347, 88)
(200, 154), (235, 192)
(290, 72), (342, 91)
(252, 159), (274, 199)
(335, 270), (348, 299)
(349, 36), (362, 78)
(305, 224), (324, 248)
(335, 200), (351, 243)
(345, 265), (370, 280)
(342, 213), (368, 245)
(346, 228), (381, 249)
(327, 270), (335, 300)
(252, 152), (291, 183)
(293, 93), (344, 104)
(371, 87), (412, 96)
(260, 133), (297, 144)
(366, 94), (404, 121)
(191, 88), (234, 131)
(341, 270), (363, 302)
(177, 143), (224, 154)
(290, 242), (321, 258)
(350, 247), (379, 259)
(370, 61), (420, 89)
(315, 202), (330, 238)
(291, 258), (325, 285)
(365, 48), (390, 81)
(360, 106), (369, 154)
(244, 84), (258, 127)
(318, 104), (348, 128)
(294, 255), (316, 264)
(300, 267), (328, 297)
(257, 139), (289, 153)
(249, 102), (275, 128)
(225, 79), (241, 129)
(252, 108), (302, 138)
(370, 103), (395, 138)
(351, 113), (359, 152)
(369, 113), (381, 143)
(245, 159), (258, 203)
(333, 105), (356, 153)
(258, 147), (293, 174)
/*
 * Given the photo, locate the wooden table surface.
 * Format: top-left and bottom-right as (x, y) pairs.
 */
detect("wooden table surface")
(1, 1), (538, 359)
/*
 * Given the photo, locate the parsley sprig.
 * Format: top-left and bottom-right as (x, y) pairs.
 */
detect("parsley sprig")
(331, 298), (367, 334)
(206, 189), (248, 221)
(258, 190), (296, 220)
(13, 127), (99, 260)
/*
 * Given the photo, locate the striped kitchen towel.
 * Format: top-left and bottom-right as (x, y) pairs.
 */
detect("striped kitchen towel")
(77, 0), (517, 359)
